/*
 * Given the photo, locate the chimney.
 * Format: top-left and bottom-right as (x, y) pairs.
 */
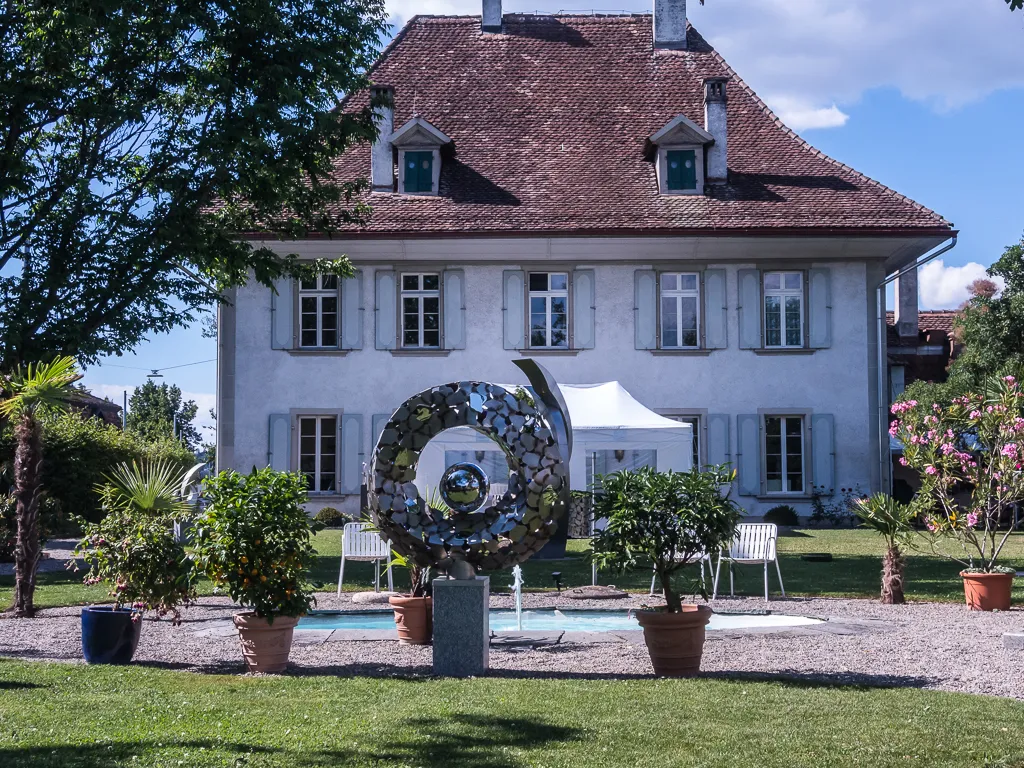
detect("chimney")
(482, 0), (501, 32)
(894, 270), (920, 341)
(653, 0), (687, 50)
(704, 77), (728, 184)
(370, 85), (394, 193)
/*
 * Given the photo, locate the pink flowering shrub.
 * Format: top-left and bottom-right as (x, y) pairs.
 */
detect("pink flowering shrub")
(891, 374), (1023, 573)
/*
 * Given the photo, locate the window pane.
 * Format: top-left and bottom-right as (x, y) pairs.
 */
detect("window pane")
(300, 418), (316, 436)
(680, 329), (698, 347)
(402, 275), (419, 291)
(403, 312), (419, 332)
(784, 273), (801, 290)
(423, 313), (439, 331)
(424, 330), (440, 347)
(765, 296), (781, 347)
(301, 312), (317, 332)
(321, 329), (337, 347)
(764, 273), (781, 291)
(550, 296), (567, 314)
(660, 273), (678, 292)
(423, 274), (439, 291)
(423, 297), (439, 313)
(301, 330), (317, 347)
(321, 275), (337, 291)
(679, 297), (697, 331)
(320, 473), (336, 493)
(300, 454), (316, 474)
(300, 279), (316, 290)
(680, 274), (698, 291)
(403, 297), (418, 314)
(661, 296), (677, 347)
(785, 296), (802, 346)
(550, 273), (568, 291)
(530, 328), (546, 347)
(301, 296), (317, 314)
(403, 330), (419, 345)
(529, 273), (548, 292)
(530, 296), (546, 314)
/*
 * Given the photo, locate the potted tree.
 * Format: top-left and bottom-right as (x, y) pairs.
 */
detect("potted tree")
(891, 374), (1024, 610)
(853, 493), (917, 605)
(193, 467), (321, 673)
(388, 553), (434, 645)
(592, 465), (741, 677)
(73, 461), (196, 664)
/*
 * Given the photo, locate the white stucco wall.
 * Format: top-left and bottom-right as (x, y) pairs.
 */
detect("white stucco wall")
(223, 247), (880, 518)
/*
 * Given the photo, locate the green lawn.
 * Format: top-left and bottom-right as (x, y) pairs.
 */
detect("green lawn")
(0, 659), (1023, 767)
(4, 529), (1024, 609)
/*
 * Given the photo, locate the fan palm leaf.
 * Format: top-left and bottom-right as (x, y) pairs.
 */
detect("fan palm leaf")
(0, 356), (81, 418)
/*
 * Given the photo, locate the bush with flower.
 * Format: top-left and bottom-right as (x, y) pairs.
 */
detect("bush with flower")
(192, 467), (322, 621)
(72, 461), (197, 622)
(890, 373), (1024, 574)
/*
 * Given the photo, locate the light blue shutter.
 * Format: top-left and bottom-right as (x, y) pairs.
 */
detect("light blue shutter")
(502, 270), (526, 350)
(737, 269), (762, 349)
(703, 269), (727, 349)
(443, 269), (466, 350)
(340, 413), (363, 495)
(707, 413), (731, 468)
(340, 271), (363, 350)
(736, 414), (761, 496)
(270, 279), (294, 349)
(634, 269), (657, 350)
(374, 270), (397, 350)
(573, 269), (596, 350)
(267, 413), (291, 471)
(808, 267), (833, 349)
(372, 413), (391, 452)
(811, 413), (835, 495)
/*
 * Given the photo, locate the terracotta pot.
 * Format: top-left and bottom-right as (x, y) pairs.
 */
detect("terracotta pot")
(389, 595), (433, 645)
(233, 612), (300, 673)
(961, 571), (1013, 611)
(635, 604), (713, 677)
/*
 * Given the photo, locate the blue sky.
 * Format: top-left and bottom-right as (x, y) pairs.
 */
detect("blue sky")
(81, 0), (1024, 432)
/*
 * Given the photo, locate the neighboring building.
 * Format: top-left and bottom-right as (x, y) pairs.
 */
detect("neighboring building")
(217, 1), (956, 517)
(69, 389), (123, 427)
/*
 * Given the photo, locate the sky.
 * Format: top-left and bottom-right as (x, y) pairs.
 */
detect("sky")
(81, 0), (1024, 435)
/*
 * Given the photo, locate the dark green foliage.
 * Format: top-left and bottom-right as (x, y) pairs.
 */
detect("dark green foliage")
(194, 468), (322, 620)
(125, 381), (200, 451)
(0, 0), (388, 367)
(591, 466), (742, 612)
(1, 411), (195, 523)
(313, 506), (349, 528)
(0, 495), (66, 563)
(764, 505), (800, 526)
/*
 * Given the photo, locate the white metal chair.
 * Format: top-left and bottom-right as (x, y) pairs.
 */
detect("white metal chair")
(337, 522), (393, 595)
(649, 551), (711, 596)
(713, 523), (785, 601)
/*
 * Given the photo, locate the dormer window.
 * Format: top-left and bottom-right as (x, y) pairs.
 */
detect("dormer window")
(387, 117), (451, 196)
(649, 114), (715, 196)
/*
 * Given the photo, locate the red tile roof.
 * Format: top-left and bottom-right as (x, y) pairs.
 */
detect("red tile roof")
(314, 15), (953, 237)
(886, 310), (960, 336)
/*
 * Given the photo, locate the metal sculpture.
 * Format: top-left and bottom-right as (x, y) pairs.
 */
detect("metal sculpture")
(369, 359), (571, 578)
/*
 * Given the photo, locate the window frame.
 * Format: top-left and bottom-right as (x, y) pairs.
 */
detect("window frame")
(762, 270), (806, 349)
(399, 272), (443, 349)
(291, 410), (343, 496)
(526, 270), (572, 350)
(760, 411), (810, 496)
(658, 409), (707, 469)
(657, 271), (702, 350)
(656, 144), (705, 196)
(296, 275), (341, 350)
(397, 148), (441, 196)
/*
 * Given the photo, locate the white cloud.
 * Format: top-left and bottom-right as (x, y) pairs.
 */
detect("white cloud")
(382, 0), (1024, 130)
(88, 384), (217, 435)
(918, 259), (1004, 310)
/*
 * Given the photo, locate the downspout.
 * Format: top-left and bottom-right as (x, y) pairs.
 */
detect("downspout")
(875, 234), (958, 492)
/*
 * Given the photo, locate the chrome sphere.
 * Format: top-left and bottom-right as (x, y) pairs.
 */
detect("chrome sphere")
(439, 462), (489, 513)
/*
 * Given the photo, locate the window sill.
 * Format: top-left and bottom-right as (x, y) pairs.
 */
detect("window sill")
(519, 349), (580, 356)
(751, 348), (816, 356)
(389, 349), (451, 357)
(305, 493), (355, 501)
(286, 348), (351, 356)
(650, 349), (714, 357)
(756, 495), (814, 502)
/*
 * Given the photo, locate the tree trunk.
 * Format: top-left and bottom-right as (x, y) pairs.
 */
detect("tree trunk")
(9, 413), (43, 617)
(659, 569), (682, 613)
(880, 545), (905, 605)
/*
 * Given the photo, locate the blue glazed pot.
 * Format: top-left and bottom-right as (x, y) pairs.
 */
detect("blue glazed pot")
(81, 606), (142, 664)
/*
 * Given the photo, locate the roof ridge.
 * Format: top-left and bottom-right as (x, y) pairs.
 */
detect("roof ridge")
(693, 27), (952, 229)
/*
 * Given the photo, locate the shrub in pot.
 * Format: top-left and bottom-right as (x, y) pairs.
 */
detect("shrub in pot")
(388, 553), (434, 645)
(853, 493), (917, 605)
(592, 465), (741, 677)
(891, 373), (1024, 610)
(193, 467), (321, 673)
(73, 461), (196, 664)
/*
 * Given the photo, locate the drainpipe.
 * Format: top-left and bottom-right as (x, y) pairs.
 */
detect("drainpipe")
(875, 234), (957, 493)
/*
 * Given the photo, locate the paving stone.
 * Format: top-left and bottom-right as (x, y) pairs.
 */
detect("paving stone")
(1002, 632), (1024, 650)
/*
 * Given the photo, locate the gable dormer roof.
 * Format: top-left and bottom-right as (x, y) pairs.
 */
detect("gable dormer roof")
(388, 117), (451, 148)
(649, 114), (714, 146)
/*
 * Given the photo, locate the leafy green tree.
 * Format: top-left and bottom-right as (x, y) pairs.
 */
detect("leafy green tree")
(0, 356), (80, 616)
(125, 381), (200, 451)
(0, 0), (388, 368)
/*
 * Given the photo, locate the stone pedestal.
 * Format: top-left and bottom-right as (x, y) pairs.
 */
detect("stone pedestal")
(432, 576), (489, 676)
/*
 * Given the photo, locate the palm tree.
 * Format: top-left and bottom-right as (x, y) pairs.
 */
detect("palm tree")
(0, 357), (80, 616)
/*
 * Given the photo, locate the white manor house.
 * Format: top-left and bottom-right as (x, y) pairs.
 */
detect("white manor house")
(216, 0), (956, 518)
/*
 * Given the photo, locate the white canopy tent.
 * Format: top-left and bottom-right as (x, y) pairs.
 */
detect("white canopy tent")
(414, 381), (693, 494)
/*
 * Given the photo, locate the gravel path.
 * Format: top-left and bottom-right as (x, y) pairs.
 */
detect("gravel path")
(2, 592), (1022, 699)
(0, 538), (81, 575)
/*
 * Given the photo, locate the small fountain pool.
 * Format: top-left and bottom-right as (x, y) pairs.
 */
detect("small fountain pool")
(298, 609), (823, 633)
